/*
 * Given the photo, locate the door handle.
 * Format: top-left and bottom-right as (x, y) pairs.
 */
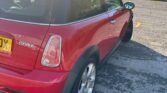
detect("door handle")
(110, 20), (116, 24)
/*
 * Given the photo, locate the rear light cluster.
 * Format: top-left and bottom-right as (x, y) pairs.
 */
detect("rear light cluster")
(41, 35), (62, 68)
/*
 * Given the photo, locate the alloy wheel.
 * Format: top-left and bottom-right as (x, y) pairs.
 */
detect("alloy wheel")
(78, 63), (96, 93)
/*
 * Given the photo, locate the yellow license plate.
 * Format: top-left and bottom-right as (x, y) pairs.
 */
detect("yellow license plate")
(0, 36), (12, 53)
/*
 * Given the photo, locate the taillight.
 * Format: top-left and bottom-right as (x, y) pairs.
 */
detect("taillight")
(41, 35), (62, 67)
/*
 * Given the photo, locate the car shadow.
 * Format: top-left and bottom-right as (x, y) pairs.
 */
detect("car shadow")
(94, 41), (167, 93)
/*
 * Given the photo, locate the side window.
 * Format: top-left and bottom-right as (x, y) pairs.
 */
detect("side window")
(105, 0), (122, 10)
(67, 0), (106, 22)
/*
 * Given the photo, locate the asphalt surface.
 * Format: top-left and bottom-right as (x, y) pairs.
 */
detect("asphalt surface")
(94, 0), (167, 93)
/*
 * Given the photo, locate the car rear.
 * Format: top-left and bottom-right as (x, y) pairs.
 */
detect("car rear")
(0, 0), (54, 70)
(0, 0), (68, 93)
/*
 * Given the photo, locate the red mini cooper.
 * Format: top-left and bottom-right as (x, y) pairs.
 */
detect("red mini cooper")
(0, 0), (135, 93)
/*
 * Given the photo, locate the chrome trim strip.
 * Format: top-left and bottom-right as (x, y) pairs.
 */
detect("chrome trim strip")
(50, 12), (109, 26)
(0, 17), (50, 26)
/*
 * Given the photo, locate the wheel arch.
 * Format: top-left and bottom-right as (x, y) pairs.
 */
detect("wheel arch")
(119, 11), (133, 39)
(62, 45), (99, 93)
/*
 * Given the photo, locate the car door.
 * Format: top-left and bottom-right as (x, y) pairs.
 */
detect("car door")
(105, 0), (130, 44)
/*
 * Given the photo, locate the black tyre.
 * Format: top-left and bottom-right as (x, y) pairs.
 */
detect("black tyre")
(72, 58), (97, 93)
(122, 20), (133, 42)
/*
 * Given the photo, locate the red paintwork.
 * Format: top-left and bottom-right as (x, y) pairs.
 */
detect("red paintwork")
(0, 8), (132, 93)
(0, 19), (49, 70)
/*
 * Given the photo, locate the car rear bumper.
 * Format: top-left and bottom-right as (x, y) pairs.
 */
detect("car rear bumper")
(0, 67), (69, 93)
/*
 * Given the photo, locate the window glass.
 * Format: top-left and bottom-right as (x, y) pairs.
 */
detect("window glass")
(105, 0), (122, 10)
(67, 0), (106, 22)
(0, 0), (51, 23)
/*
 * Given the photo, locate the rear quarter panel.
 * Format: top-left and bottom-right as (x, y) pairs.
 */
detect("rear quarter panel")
(36, 10), (132, 72)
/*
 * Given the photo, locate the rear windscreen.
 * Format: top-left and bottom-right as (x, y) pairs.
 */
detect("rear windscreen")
(0, 0), (51, 23)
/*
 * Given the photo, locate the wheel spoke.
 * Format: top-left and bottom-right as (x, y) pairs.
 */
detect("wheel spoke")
(78, 83), (86, 93)
(88, 88), (93, 93)
(87, 64), (95, 77)
(82, 70), (88, 83)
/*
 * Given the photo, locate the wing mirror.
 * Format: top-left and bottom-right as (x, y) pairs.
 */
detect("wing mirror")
(124, 2), (135, 10)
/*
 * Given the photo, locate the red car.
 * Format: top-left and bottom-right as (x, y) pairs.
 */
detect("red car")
(0, 0), (135, 93)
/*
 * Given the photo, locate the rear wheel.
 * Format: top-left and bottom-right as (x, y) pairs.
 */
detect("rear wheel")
(122, 20), (133, 42)
(72, 59), (97, 93)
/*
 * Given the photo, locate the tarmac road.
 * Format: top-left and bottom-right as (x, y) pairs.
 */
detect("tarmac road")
(94, 0), (167, 93)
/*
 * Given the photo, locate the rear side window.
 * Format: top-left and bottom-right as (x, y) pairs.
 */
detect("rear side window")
(105, 0), (123, 10)
(52, 0), (123, 24)
(67, 0), (106, 22)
